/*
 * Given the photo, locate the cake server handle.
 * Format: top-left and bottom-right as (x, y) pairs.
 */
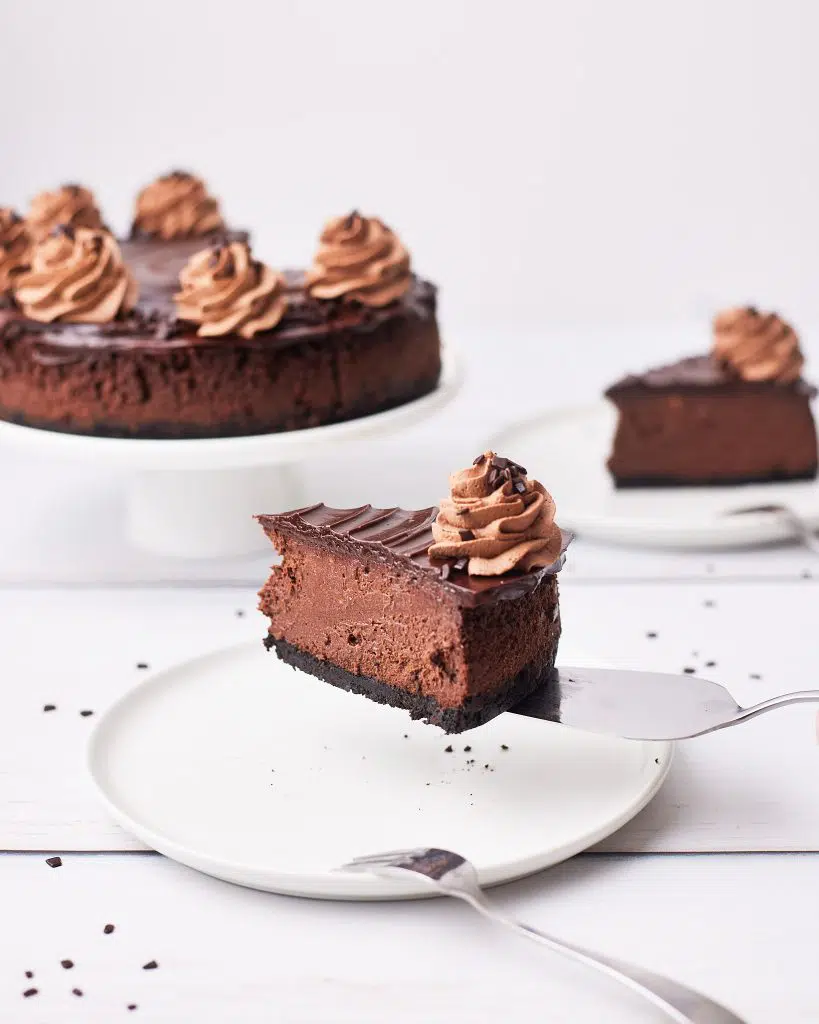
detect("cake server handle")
(457, 891), (746, 1023)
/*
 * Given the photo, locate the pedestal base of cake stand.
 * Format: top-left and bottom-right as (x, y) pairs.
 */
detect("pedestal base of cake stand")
(0, 350), (462, 558)
(125, 464), (302, 558)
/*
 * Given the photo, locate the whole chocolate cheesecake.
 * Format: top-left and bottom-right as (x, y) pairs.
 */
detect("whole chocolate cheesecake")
(257, 453), (570, 732)
(0, 175), (441, 439)
(606, 307), (818, 487)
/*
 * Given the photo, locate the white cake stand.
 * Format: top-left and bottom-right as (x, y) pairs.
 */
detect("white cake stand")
(1, 350), (462, 558)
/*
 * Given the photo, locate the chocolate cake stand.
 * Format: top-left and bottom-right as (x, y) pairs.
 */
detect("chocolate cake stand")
(0, 349), (462, 558)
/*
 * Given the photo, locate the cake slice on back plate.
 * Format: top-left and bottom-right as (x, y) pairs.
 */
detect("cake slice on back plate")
(257, 453), (570, 732)
(606, 306), (818, 488)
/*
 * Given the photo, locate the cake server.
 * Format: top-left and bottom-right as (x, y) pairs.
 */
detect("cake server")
(509, 666), (819, 740)
(341, 847), (746, 1023)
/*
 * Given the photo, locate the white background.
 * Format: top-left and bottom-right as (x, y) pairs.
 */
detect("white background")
(4, 0), (819, 338)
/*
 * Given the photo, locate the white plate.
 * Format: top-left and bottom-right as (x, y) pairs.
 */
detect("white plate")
(89, 640), (671, 900)
(491, 402), (819, 550)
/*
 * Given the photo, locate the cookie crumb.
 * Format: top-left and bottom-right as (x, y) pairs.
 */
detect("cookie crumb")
(444, 745), (453, 753)
(501, 744), (509, 751)
(45, 856), (62, 868)
(103, 924), (115, 935)
(61, 959), (74, 969)
(24, 971), (33, 979)
(463, 745), (472, 752)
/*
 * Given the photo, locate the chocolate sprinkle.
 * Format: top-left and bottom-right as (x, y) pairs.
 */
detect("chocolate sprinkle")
(103, 924), (115, 934)
(23, 988), (37, 998)
(464, 745), (472, 752)
(683, 667), (696, 675)
(80, 710), (94, 717)
(646, 631), (658, 639)
(45, 856), (62, 868)
(444, 745), (453, 753)
(142, 960), (158, 970)
(61, 959), (74, 969)
(705, 660), (717, 668)
(72, 988), (83, 997)
(128, 1004), (138, 1011)
(501, 744), (509, 750)
(43, 704), (56, 712)
(136, 662), (149, 670)
(24, 971), (33, 979)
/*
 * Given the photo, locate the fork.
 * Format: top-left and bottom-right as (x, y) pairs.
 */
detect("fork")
(726, 503), (819, 554)
(340, 847), (746, 1024)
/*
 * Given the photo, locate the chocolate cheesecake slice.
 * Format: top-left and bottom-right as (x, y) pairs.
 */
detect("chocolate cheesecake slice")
(257, 454), (570, 732)
(606, 308), (818, 488)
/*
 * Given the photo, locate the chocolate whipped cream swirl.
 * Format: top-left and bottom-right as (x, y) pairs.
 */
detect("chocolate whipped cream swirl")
(13, 227), (138, 324)
(132, 171), (225, 240)
(175, 240), (288, 338)
(713, 306), (804, 384)
(305, 211), (411, 307)
(0, 208), (30, 294)
(27, 184), (104, 242)
(428, 452), (563, 576)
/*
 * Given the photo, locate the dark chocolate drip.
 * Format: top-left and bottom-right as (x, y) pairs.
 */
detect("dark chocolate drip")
(0, 231), (437, 364)
(257, 504), (571, 607)
(607, 353), (816, 397)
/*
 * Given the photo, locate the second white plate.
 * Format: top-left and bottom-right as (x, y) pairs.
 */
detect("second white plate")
(88, 639), (671, 900)
(491, 402), (819, 549)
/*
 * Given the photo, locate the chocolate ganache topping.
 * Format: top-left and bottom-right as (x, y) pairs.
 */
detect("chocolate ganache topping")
(174, 240), (288, 338)
(428, 452), (564, 576)
(305, 211), (411, 307)
(13, 227), (138, 324)
(132, 171), (225, 240)
(0, 209), (30, 294)
(713, 306), (804, 384)
(26, 185), (104, 242)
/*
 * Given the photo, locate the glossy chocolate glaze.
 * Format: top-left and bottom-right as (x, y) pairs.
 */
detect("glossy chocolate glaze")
(607, 354), (816, 397)
(257, 504), (570, 608)
(0, 235), (437, 366)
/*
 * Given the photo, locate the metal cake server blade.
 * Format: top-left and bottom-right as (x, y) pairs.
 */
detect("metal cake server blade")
(509, 666), (819, 740)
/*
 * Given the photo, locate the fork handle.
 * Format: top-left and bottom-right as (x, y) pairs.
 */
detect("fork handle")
(455, 892), (746, 1023)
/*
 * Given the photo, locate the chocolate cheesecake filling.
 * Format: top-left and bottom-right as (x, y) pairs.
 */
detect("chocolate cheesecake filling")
(606, 355), (818, 487)
(257, 501), (569, 732)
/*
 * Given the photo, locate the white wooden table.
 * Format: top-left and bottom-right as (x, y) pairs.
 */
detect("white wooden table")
(3, 338), (818, 1021)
